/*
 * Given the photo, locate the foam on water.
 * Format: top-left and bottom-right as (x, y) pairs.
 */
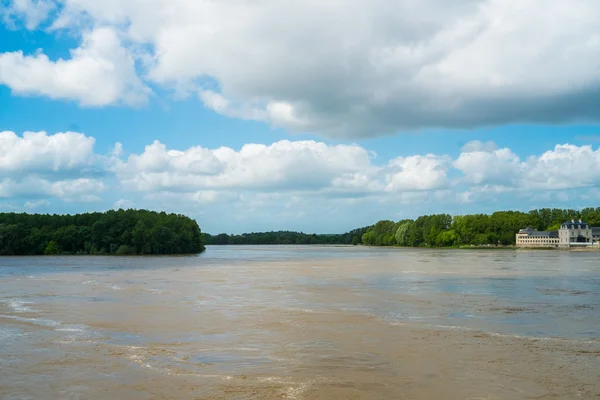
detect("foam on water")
(0, 314), (60, 327)
(55, 325), (89, 333)
(1, 299), (38, 313)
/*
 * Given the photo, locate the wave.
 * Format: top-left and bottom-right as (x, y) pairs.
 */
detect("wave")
(0, 314), (60, 327)
(0, 299), (38, 313)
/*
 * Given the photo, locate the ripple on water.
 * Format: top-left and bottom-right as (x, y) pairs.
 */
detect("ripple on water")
(0, 314), (61, 327)
(0, 249), (599, 399)
(54, 324), (103, 345)
(0, 299), (38, 313)
(0, 326), (27, 341)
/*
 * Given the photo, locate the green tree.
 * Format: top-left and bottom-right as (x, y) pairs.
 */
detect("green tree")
(435, 230), (460, 247)
(0, 210), (205, 256)
(44, 240), (60, 255)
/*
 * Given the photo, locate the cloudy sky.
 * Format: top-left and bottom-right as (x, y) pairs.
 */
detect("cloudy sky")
(2, 0), (600, 234)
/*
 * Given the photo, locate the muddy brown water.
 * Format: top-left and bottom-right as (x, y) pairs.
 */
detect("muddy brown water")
(1, 246), (599, 399)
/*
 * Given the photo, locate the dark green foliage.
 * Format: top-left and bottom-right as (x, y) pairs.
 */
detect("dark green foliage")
(362, 220), (400, 246)
(358, 207), (600, 248)
(44, 240), (60, 255)
(203, 226), (371, 245)
(0, 210), (205, 255)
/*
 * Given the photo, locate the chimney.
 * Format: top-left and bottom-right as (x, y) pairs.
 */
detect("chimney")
(572, 219), (575, 223)
(579, 219), (582, 223)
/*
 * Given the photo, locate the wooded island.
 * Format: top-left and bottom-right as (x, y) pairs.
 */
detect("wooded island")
(0, 210), (205, 255)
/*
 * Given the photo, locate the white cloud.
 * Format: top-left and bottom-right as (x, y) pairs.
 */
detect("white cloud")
(111, 139), (600, 204)
(455, 144), (522, 186)
(524, 144), (600, 190)
(50, 178), (104, 202)
(385, 155), (452, 192)
(0, 130), (106, 204)
(0, 177), (105, 202)
(198, 89), (266, 121)
(112, 139), (456, 198)
(461, 140), (498, 153)
(113, 198), (133, 209)
(2, 0), (55, 29)
(0, 130), (96, 175)
(4, 128), (600, 231)
(0, 27), (150, 106)
(4, 0), (599, 137)
(455, 141), (600, 191)
(24, 199), (50, 209)
(113, 139), (379, 193)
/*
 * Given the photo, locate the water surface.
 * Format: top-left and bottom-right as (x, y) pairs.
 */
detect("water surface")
(1, 246), (599, 399)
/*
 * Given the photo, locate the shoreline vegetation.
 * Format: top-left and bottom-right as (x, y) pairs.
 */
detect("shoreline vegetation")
(204, 207), (600, 249)
(2, 207), (599, 255)
(0, 210), (205, 256)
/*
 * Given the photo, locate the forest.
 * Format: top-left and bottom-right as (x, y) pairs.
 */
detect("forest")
(202, 227), (370, 246)
(359, 207), (600, 247)
(205, 207), (600, 248)
(0, 210), (205, 255)
(3, 207), (599, 254)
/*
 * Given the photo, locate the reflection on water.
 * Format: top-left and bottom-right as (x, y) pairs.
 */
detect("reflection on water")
(0, 246), (599, 399)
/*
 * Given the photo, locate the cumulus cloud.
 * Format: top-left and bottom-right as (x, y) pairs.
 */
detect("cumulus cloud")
(112, 198), (134, 209)
(456, 141), (600, 190)
(112, 139), (458, 199)
(0, 27), (150, 106)
(461, 140), (498, 153)
(111, 139), (600, 203)
(0, 130), (96, 175)
(524, 144), (600, 190)
(49, 178), (104, 202)
(3, 0), (600, 136)
(455, 143), (522, 186)
(385, 155), (452, 192)
(0, 177), (105, 202)
(4, 128), (600, 229)
(113, 140), (379, 193)
(0, 130), (107, 204)
(24, 199), (50, 209)
(2, 0), (55, 29)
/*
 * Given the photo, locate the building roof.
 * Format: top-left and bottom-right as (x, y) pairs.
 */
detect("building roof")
(529, 230), (558, 238)
(518, 227), (536, 234)
(592, 227), (600, 235)
(561, 220), (590, 229)
(517, 227), (558, 237)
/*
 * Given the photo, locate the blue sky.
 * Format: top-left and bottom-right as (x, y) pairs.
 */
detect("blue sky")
(2, 1), (600, 234)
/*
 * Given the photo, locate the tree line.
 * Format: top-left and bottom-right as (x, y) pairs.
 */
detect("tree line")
(360, 208), (600, 247)
(202, 227), (370, 246)
(3, 207), (598, 254)
(0, 210), (205, 255)
(203, 207), (600, 248)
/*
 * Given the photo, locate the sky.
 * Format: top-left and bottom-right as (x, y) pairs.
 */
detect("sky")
(1, 0), (600, 234)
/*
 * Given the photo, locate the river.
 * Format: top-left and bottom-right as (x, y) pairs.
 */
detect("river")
(1, 246), (599, 399)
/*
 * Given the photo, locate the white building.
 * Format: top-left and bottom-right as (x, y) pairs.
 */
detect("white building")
(516, 227), (559, 248)
(516, 219), (600, 248)
(558, 219), (600, 248)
